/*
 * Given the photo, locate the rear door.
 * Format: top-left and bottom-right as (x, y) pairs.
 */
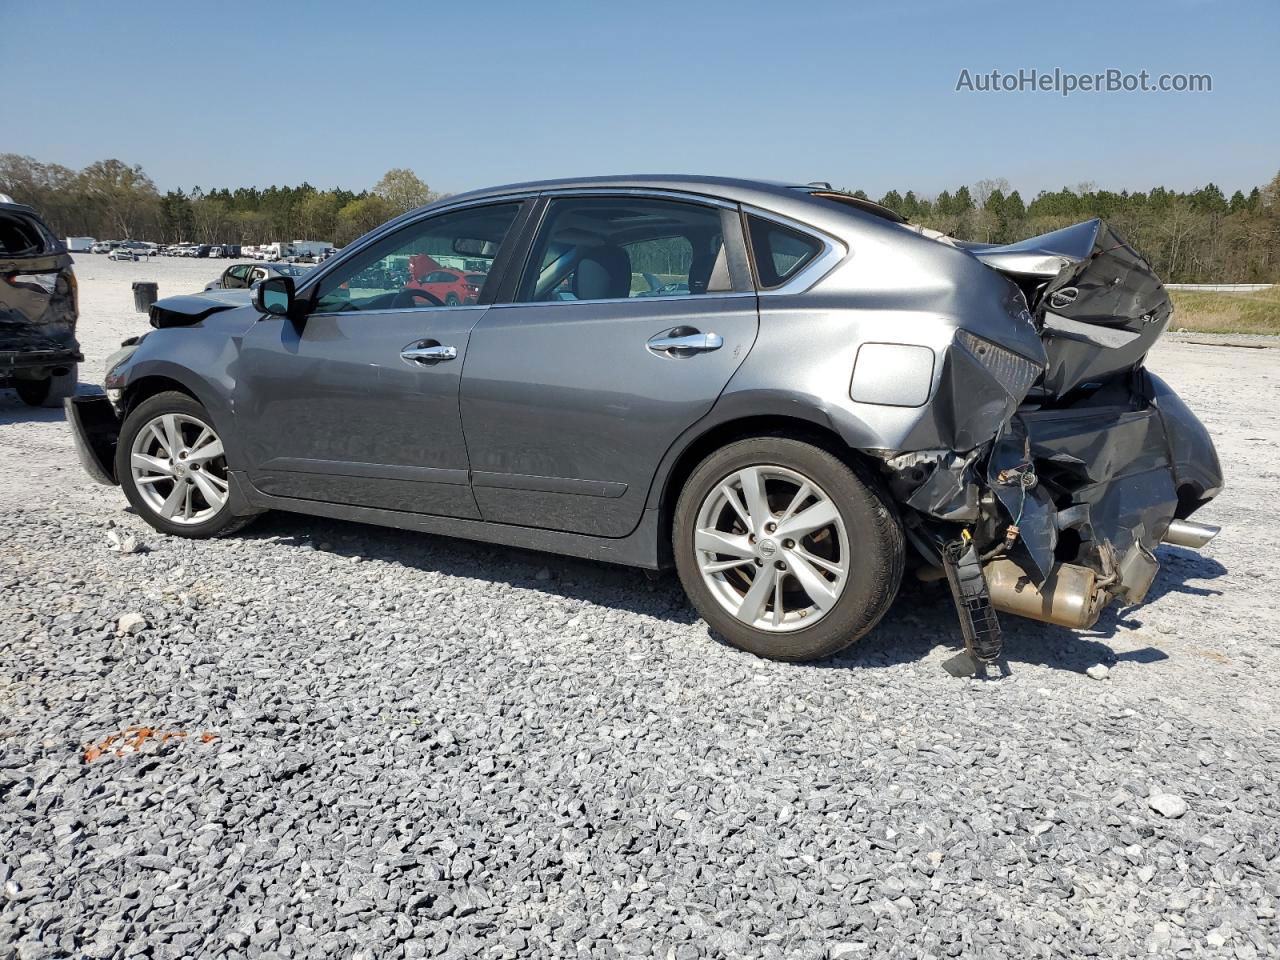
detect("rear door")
(459, 193), (758, 537)
(234, 200), (527, 517)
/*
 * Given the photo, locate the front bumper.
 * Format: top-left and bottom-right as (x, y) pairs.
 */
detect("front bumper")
(65, 395), (120, 486)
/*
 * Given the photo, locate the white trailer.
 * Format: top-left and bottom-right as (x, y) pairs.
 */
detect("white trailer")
(65, 237), (95, 253)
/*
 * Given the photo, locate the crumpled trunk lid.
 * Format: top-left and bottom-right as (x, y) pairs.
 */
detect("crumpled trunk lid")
(969, 218), (1170, 399)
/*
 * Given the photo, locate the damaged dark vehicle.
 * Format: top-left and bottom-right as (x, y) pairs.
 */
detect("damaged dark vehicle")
(1, 196), (80, 407)
(66, 176), (1222, 668)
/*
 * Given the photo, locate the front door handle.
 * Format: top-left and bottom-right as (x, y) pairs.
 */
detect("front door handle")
(400, 342), (457, 364)
(647, 329), (724, 357)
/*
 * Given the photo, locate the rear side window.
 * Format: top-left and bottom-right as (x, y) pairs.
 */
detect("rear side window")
(746, 216), (823, 289)
(516, 196), (730, 303)
(0, 211), (56, 258)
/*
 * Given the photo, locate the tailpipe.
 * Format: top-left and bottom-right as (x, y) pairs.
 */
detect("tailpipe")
(983, 558), (1109, 629)
(1162, 519), (1220, 549)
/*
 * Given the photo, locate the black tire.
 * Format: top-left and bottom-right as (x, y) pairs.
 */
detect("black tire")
(115, 391), (258, 539)
(16, 363), (78, 408)
(673, 437), (905, 662)
(445, 294), (460, 306)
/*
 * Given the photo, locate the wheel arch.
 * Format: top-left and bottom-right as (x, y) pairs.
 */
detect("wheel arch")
(122, 374), (201, 415)
(651, 412), (886, 568)
(120, 362), (243, 468)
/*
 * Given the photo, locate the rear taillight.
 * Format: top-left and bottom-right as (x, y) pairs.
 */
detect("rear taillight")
(956, 330), (1043, 399)
(4, 271), (59, 294)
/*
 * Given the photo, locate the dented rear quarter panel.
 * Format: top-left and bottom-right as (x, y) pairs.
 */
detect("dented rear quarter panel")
(718, 203), (1047, 457)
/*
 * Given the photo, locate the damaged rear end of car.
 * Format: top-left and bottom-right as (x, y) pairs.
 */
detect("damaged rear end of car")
(1, 198), (82, 407)
(877, 216), (1222, 672)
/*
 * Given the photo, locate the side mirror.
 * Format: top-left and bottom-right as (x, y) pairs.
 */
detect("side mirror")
(253, 275), (295, 317)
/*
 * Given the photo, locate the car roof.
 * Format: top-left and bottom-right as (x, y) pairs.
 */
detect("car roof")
(412, 174), (903, 239)
(442, 174), (808, 208)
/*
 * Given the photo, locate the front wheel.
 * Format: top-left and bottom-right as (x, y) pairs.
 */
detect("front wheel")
(115, 391), (256, 538)
(673, 437), (904, 661)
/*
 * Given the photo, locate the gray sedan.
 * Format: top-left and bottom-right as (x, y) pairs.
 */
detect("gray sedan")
(68, 175), (1222, 668)
(204, 261), (312, 291)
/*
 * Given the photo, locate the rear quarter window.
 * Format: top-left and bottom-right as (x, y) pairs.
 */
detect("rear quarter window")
(0, 211), (56, 258)
(746, 216), (823, 289)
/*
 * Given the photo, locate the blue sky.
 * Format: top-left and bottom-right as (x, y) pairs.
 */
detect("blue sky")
(4, 0), (1277, 198)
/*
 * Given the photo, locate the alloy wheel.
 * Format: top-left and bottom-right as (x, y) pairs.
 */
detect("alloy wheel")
(693, 465), (849, 632)
(129, 413), (230, 525)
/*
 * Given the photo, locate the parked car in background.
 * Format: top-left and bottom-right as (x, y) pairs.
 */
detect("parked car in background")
(68, 175), (1223, 667)
(1, 197), (80, 407)
(404, 258), (479, 305)
(637, 279), (691, 297)
(204, 261), (313, 291)
(108, 247), (138, 262)
(90, 241), (115, 254)
(110, 240), (154, 259)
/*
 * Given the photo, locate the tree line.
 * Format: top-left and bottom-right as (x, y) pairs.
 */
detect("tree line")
(846, 174), (1280, 283)
(2, 153), (1277, 282)
(0, 156), (438, 248)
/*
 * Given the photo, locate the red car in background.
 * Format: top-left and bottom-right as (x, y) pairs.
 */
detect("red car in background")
(405, 255), (485, 305)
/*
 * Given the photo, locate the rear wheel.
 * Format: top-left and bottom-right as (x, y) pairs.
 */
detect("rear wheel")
(674, 437), (904, 661)
(115, 391), (256, 538)
(16, 364), (77, 408)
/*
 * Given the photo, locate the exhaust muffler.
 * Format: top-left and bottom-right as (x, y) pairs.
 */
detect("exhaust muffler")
(1162, 519), (1220, 549)
(983, 558), (1108, 629)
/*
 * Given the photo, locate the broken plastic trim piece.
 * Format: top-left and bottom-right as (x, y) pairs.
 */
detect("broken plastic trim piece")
(941, 537), (1005, 677)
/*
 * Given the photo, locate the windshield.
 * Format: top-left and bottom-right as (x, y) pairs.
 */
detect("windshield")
(273, 264), (309, 277)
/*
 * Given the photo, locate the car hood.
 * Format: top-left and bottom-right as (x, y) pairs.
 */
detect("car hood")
(150, 289), (252, 328)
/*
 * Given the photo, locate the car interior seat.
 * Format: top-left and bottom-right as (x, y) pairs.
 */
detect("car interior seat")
(572, 245), (632, 300)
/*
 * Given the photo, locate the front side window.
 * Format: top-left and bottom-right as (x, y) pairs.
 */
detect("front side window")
(312, 202), (521, 313)
(746, 215), (823, 289)
(516, 197), (730, 303)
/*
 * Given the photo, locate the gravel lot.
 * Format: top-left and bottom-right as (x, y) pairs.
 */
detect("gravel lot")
(2, 258), (1278, 959)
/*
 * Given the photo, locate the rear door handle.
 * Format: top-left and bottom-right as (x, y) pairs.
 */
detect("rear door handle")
(647, 329), (724, 357)
(400, 341), (457, 364)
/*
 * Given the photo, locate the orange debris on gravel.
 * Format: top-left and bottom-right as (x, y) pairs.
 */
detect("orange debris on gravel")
(82, 727), (217, 763)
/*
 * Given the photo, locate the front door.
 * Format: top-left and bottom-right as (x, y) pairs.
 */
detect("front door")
(460, 194), (759, 537)
(234, 200), (526, 517)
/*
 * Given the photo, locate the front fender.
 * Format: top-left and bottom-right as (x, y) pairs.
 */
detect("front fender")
(109, 309), (255, 468)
